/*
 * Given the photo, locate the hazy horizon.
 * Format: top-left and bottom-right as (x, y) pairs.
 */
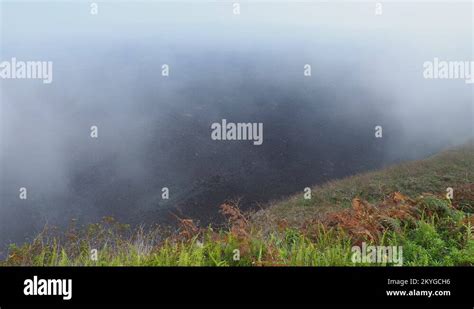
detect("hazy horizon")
(0, 1), (472, 251)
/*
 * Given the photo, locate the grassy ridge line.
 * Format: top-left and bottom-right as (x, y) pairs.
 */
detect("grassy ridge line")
(253, 143), (473, 228)
(1, 144), (473, 266)
(2, 193), (473, 266)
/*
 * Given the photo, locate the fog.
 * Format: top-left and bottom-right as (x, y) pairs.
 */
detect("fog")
(0, 1), (472, 251)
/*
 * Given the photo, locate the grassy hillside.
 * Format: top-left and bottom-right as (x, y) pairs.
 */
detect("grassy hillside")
(252, 143), (473, 228)
(1, 144), (473, 266)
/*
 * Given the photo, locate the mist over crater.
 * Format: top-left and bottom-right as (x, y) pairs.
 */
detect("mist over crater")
(1, 2), (472, 251)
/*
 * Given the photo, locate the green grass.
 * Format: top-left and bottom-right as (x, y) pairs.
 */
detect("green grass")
(252, 143), (473, 227)
(2, 195), (473, 266)
(1, 144), (472, 266)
